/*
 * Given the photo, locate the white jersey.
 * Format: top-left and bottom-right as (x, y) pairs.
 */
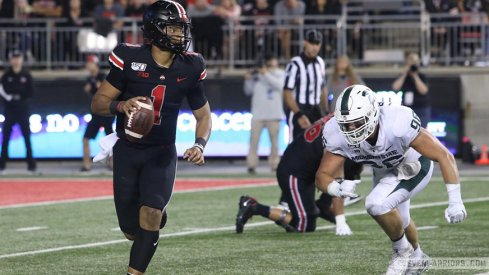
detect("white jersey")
(323, 105), (422, 171)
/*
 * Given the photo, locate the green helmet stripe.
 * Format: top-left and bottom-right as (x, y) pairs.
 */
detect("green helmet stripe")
(340, 86), (354, 115)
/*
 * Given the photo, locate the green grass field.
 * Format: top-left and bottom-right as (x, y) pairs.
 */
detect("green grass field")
(1, 175), (488, 274)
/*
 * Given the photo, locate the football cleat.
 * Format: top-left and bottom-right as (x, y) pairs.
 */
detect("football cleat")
(344, 195), (363, 207)
(235, 196), (257, 234)
(406, 252), (432, 275)
(386, 245), (414, 275)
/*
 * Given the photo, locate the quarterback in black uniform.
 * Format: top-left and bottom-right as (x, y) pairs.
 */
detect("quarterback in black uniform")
(91, 1), (212, 274)
(236, 115), (361, 234)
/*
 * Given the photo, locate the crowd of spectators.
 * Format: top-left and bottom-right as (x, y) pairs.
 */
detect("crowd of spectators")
(0, 0), (488, 67)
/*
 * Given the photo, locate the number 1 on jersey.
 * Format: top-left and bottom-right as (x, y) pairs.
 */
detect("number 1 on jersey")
(151, 85), (165, 125)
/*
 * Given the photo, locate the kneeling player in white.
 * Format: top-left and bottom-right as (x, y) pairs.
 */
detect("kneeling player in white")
(315, 85), (467, 275)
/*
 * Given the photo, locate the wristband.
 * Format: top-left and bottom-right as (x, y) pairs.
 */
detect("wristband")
(193, 137), (207, 153)
(327, 180), (340, 197)
(446, 183), (462, 204)
(295, 111), (303, 117)
(109, 101), (124, 114)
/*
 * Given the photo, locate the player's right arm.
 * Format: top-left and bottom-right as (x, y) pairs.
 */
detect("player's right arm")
(91, 44), (146, 117)
(410, 128), (467, 223)
(91, 80), (145, 117)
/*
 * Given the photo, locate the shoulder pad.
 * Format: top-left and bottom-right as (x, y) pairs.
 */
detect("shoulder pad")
(391, 106), (419, 138)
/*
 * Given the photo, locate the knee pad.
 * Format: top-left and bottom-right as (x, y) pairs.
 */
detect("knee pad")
(365, 196), (390, 216)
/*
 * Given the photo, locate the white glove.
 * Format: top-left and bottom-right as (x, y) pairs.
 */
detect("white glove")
(327, 179), (361, 198)
(445, 203), (467, 224)
(335, 215), (352, 236)
(336, 224), (352, 236)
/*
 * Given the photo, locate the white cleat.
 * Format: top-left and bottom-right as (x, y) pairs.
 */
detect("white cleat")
(386, 245), (414, 275)
(406, 253), (432, 275)
(344, 195), (363, 207)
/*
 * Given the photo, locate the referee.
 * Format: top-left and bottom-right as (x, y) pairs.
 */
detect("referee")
(0, 49), (36, 172)
(283, 29), (329, 142)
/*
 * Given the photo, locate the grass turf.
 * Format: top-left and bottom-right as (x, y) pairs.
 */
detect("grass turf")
(0, 176), (488, 274)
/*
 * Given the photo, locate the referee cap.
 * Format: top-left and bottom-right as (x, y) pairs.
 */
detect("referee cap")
(305, 29), (323, 44)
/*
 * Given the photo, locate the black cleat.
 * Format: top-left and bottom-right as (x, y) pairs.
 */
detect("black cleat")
(235, 195), (257, 233)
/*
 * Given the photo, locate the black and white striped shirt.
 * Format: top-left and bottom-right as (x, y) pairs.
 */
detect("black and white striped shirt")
(283, 53), (326, 106)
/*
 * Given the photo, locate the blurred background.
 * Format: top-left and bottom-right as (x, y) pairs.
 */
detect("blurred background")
(0, 0), (487, 160)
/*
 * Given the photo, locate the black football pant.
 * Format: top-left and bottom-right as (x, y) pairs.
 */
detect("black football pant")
(0, 107), (35, 170)
(112, 138), (176, 235)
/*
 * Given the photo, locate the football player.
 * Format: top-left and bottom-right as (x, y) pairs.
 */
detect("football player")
(236, 115), (362, 235)
(91, 1), (212, 274)
(316, 85), (467, 275)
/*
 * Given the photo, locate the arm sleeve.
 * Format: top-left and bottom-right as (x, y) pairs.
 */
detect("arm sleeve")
(187, 54), (208, 110)
(394, 107), (422, 148)
(105, 44), (126, 91)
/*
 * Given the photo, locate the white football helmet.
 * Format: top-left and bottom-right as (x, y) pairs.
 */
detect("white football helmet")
(334, 85), (380, 145)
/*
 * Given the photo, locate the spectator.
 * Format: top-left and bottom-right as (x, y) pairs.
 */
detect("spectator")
(214, 0), (241, 60)
(188, 0), (223, 59)
(326, 55), (364, 110)
(274, 0), (306, 60)
(93, 0), (125, 37)
(28, 0), (63, 18)
(283, 29), (328, 142)
(125, 0), (148, 17)
(125, 0), (148, 44)
(392, 52), (430, 127)
(424, 0), (460, 63)
(0, 49), (36, 173)
(305, 0), (342, 58)
(243, 54), (284, 174)
(57, 0), (88, 64)
(242, 0), (276, 61)
(81, 55), (114, 172)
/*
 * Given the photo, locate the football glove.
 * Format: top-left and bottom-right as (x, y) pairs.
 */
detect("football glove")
(336, 223), (352, 236)
(445, 203), (467, 224)
(327, 179), (361, 198)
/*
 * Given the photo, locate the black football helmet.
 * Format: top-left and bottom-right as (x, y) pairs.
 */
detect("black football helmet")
(142, 0), (191, 53)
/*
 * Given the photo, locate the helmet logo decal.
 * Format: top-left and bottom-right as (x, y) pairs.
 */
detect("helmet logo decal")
(340, 86), (354, 115)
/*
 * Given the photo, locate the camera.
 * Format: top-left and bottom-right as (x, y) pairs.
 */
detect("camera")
(410, 65), (418, 72)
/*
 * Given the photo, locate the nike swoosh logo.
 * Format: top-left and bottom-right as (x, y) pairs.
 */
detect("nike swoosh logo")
(153, 239), (159, 246)
(176, 77), (187, 83)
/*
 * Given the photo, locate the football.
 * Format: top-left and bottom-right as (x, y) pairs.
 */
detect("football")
(124, 97), (154, 142)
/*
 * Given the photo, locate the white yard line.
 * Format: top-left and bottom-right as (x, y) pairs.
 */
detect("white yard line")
(16, 226), (48, 232)
(1, 196), (487, 260)
(416, 226), (439, 231)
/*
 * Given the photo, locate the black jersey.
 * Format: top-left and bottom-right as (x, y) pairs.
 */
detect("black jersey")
(106, 43), (208, 145)
(280, 114), (334, 182)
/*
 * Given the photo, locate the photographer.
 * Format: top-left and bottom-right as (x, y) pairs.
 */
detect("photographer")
(392, 52), (430, 127)
(244, 54), (285, 174)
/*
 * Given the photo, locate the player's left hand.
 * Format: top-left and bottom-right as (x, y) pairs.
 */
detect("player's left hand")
(336, 223), (352, 236)
(445, 202), (467, 224)
(340, 180), (361, 198)
(183, 146), (205, 166)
